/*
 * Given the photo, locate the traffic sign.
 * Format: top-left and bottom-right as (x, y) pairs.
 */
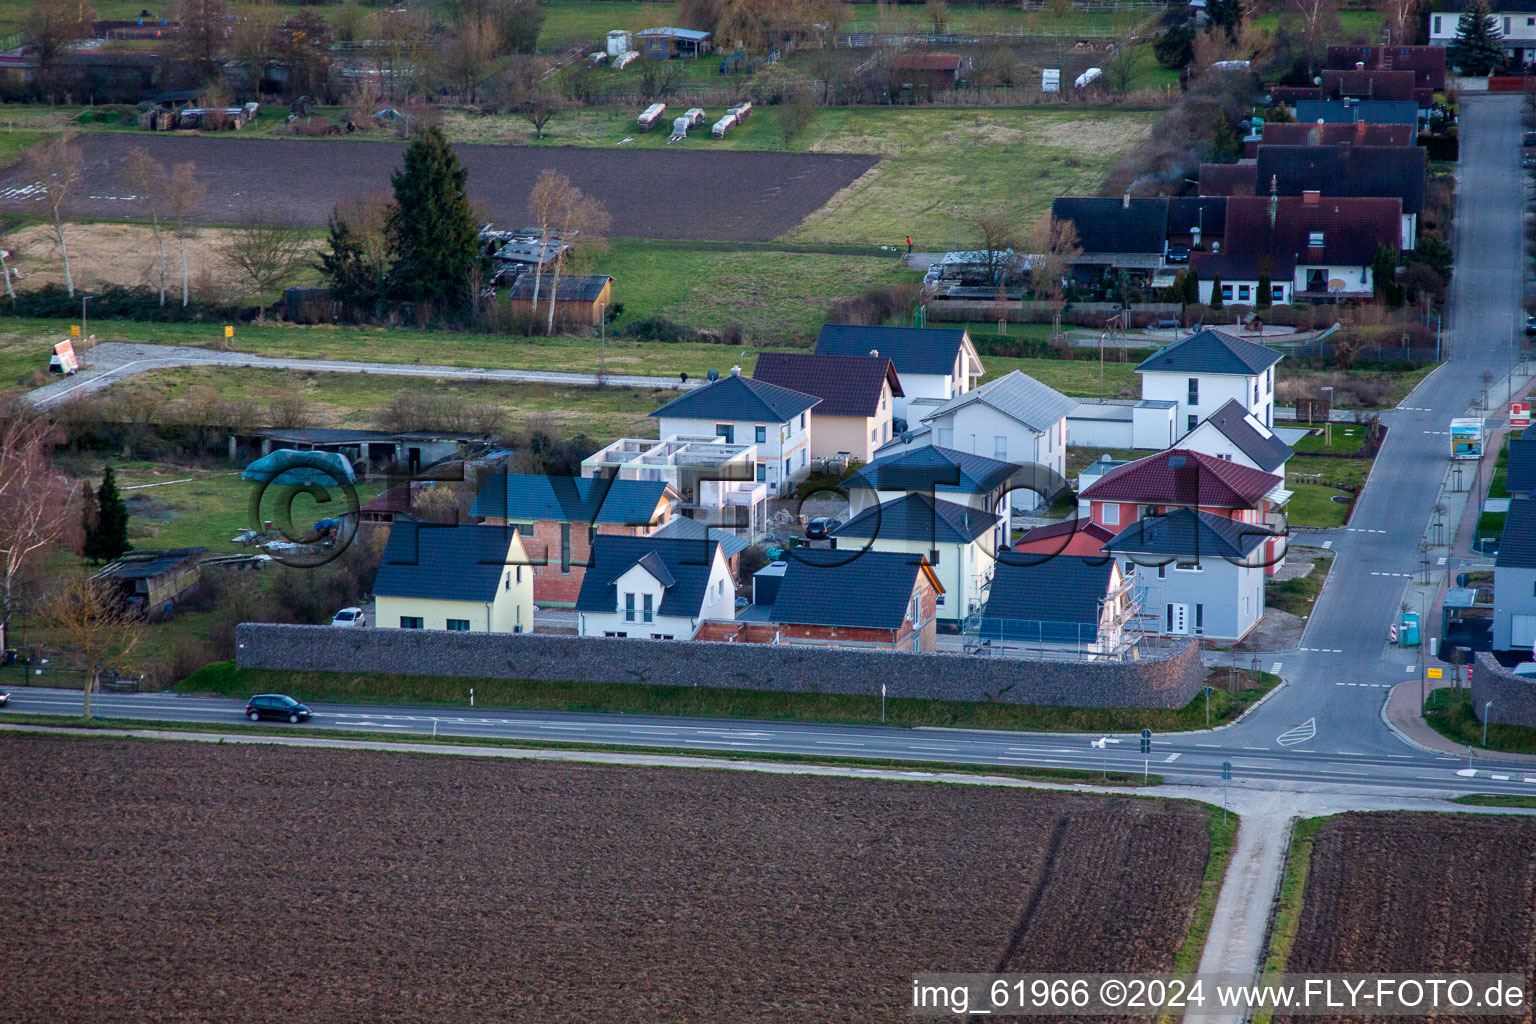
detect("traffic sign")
(1140, 728), (1152, 754)
(1203, 686), (1214, 697)
(1427, 667), (1443, 679)
(1221, 761), (1232, 781)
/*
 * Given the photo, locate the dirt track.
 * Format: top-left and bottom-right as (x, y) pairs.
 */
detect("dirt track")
(0, 133), (877, 242)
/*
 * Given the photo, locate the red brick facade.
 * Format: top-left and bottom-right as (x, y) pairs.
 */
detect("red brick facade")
(696, 573), (940, 652)
(480, 517), (654, 606)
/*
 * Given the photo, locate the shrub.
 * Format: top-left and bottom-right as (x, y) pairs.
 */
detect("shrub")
(0, 284), (237, 323)
(620, 316), (702, 343)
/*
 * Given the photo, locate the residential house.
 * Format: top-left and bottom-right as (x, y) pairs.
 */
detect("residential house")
(1325, 44), (1447, 92)
(813, 324), (984, 425)
(1079, 447), (1287, 573)
(1103, 507), (1274, 641)
(581, 434), (767, 540)
(649, 368), (820, 496)
(917, 370), (1077, 509)
(1181, 400), (1301, 487)
(845, 444), (1020, 551)
(634, 26), (712, 57)
(1050, 196), (1170, 284)
(976, 555), (1136, 654)
(574, 534), (735, 639)
(1258, 122), (1415, 148)
(469, 474), (677, 605)
(1430, 2), (1536, 67)
(700, 549), (944, 652)
(238, 427), (480, 474)
(831, 492), (1000, 623)
(1292, 100), (1420, 138)
(1011, 518), (1117, 557)
(1318, 69), (1421, 104)
(1494, 498), (1536, 650)
(1188, 193), (1404, 305)
(1166, 196), (1228, 251)
(373, 522), (534, 634)
(1197, 162), (1258, 198)
(1065, 399), (1179, 451)
(751, 351), (902, 463)
(504, 274), (613, 328)
(1253, 144), (1426, 248)
(1135, 328), (1283, 436)
(649, 515), (752, 577)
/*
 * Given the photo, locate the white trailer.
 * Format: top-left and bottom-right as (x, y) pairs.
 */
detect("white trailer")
(606, 30), (632, 57)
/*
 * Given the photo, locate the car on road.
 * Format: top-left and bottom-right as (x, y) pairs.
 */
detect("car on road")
(1166, 244), (1189, 263)
(245, 694), (313, 724)
(805, 517), (836, 540)
(1525, 316), (1536, 337)
(1525, 131), (1536, 147)
(330, 606), (366, 627)
(0, 689), (9, 707)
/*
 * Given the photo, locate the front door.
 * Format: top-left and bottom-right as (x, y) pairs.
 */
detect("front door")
(1166, 603), (1189, 635)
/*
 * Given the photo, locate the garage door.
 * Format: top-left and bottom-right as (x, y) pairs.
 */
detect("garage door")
(1512, 614), (1536, 648)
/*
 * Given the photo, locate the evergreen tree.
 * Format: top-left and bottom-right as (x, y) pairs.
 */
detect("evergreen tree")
(78, 479), (98, 556)
(1183, 266), (1200, 306)
(317, 212), (383, 321)
(1154, 24), (1193, 70)
(386, 126), (485, 318)
(1448, 0), (1505, 75)
(1373, 244), (1404, 307)
(1256, 272), (1272, 309)
(1206, 0), (1246, 39)
(1210, 110), (1242, 163)
(1209, 273), (1224, 309)
(83, 465), (130, 563)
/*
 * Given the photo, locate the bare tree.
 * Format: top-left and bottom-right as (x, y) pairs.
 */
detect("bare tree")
(924, 0), (948, 33)
(367, 7), (431, 102)
(1025, 215), (1082, 303)
(438, 15), (501, 102)
(122, 148), (171, 306)
(25, 133), (83, 298)
(527, 169), (611, 336)
(41, 572), (141, 720)
(219, 219), (312, 317)
(1102, 37), (1150, 95)
(171, 0), (231, 75)
(227, 14), (276, 101)
(519, 88), (567, 139)
(636, 53), (686, 100)
(780, 87), (818, 148)
(23, 0), (96, 73)
(1288, 0), (1340, 73)
(970, 212), (1021, 285)
(1378, 0), (1420, 43)
(0, 411), (72, 652)
(164, 162), (207, 307)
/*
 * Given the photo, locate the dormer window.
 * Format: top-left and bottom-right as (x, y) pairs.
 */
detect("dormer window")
(1307, 231), (1324, 247)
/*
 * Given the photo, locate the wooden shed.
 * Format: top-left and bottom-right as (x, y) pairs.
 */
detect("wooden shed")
(92, 548), (205, 617)
(505, 274), (613, 328)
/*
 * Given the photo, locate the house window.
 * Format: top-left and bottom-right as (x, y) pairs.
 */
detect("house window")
(718, 579), (724, 595)
(624, 593), (636, 622)
(935, 592), (946, 607)
(651, 633), (673, 640)
(1102, 503), (1119, 526)
(560, 523), (571, 574)
(1505, 16), (1511, 33)
(1307, 268), (1328, 292)
(755, 425), (766, 443)
(1253, 382), (1260, 403)
(994, 435), (1007, 460)
(756, 464), (766, 482)
(604, 631), (628, 637)
(1238, 284), (1251, 301)
(871, 427), (878, 443)
(1187, 377), (1199, 405)
(1157, 564), (1166, 579)
(1220, 284), (1233, 301)
(1175, 561), (1202, 572)
(1271, 284), (1284, 301)
(642, 593), (654, 623)
(446, 618), (470, 631)
(515, 566), (522, 584)
(716, 423), (734, 443)
(800, 450), (806, 467)
(1194, 604), (1204, 635)
(799, 412), (806, 430)
(400, 616), (423, 629)
(929, 548), (941, 565)
(1266, 367), (1273, 394)
(1188, 414), (1198, 433)
(883, 423), (889, 440)
(1308, 231), (1325, 247)
(1433, 15), (1440, 33)
(784, 458), (790, 479)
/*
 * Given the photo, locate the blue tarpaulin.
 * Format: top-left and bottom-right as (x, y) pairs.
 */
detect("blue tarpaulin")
(242, 449), (356, 486)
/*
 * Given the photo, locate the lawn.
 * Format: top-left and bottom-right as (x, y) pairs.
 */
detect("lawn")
(1286, 454), (1374, 529)
(1275, 420), (1367, 455)
(179, 660), (1281, 732)
(985, 355), (1139, 396)
(1423, 687), (1536, 755)
(1265, 548), (1333, 619)
(1475, 435), (1511, 545)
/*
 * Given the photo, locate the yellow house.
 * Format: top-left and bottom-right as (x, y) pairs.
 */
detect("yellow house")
(374, 522), (534, 634)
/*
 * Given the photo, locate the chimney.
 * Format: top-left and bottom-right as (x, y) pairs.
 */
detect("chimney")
(1307, 126), (1320, 145)
(1355, 60), (1365, 71)
(730, 365), (741, 376)
(1268, 175), (1278, 228)
(1122, 190), (1132, 209)
(869, 349), (879, 357)
(1302, 190), (1321, 205)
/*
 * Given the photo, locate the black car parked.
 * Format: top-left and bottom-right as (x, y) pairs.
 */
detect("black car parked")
(245, 693), (312, 724)
(805, 516), (835, 540)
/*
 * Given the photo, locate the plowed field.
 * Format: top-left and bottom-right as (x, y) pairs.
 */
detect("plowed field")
(0, 735), (1214, 1023)
(1279, 812), (1536, 1024)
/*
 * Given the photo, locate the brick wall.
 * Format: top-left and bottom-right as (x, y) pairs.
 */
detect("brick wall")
(480, 519), (650, 606)
(1472, 653), (1536, 729)
(236, 624), (1206, 709)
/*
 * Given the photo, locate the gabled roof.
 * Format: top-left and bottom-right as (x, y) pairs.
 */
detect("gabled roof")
(1011, 518), (1117, 556)
(1319, 69), (1418, 102)
(1101, 507), (1274, 559)
(374, 523), (517, 603)
(847, 444), (1019, 496)
(1080, 448), (1281, 509)
(1325, 44), (1446, 91)
(768, 548), (940, 630)
(1166, 197), (1227, 238)
(751, 351), (902, 418)
(1198, 162), (1258, 197)
(94, 548), (204, 582)
(1499, 498), (1536, 569)
(889, 53), (962, 71)
(505, 274), (611, 302)
(1189, 194), (1403, 283)
(921, 370), (1076, 434)
(649, 372), (820, 424)
(574, 534), (723, 617)
(1259, 122), (1415, 148)
(469, 474), (672, 524)
(1135, 328), (1283, 378)
(1292, 99), (1419, 128)
(1195, 399), (1295, 473)
(833, 492), (999, 544)
(649, 515), (752, 559)
(1255, 143), (1426, 215)
(814, 324), (973, 378)
(1050, 197), (1169, 256)
(980, 556), (1117, 639)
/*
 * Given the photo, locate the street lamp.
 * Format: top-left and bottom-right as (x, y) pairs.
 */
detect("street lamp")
(80, 294), (92, 338)
(1484, 700), (1494, 747)
(597, 300), (608, 381)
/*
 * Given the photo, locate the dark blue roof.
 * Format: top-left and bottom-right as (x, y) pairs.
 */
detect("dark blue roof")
(1135, 329), (1283, 377)
(374, 523), (517, 603)
(1508, 429), (1536, 497)
(1101, 507), (1272, 560)
(649, 373), (819, 423)
(833, 492), (998, 544)
(650, 516), (752, 558)
(815, 324), (969, 377)
(768, 548), (934, 630)
(1200, 400), (1294, 473)
(1498, 498), (1536, 569)
(980, 555), (1115, 642)
(1293, 99), (1418, 126)
(469, 474), (670, 524)
(846, 445), (1017, 497)
(574, 534), (723, 617)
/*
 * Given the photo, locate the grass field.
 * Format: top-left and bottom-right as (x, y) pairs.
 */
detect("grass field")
(1276, 421), (1367, 455)
(1423, 688), (1536, 755)
(179, 661), (1281, 732)
(1264, 548), (1333, 619)
(1286, 454), (1375, 529)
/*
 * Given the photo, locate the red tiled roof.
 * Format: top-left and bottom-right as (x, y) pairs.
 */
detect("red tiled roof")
(1319, 69), (1418, 103)
(1198, 162), (1257, 197)
(1189, 194), (1402, 282)
(1325, 44), (1446, 91)
(752, 352), (902, 418)
(1013, 519), (1116, 557)
(1260, 122), (1414, 148)
(1080, 449), (1279, 509)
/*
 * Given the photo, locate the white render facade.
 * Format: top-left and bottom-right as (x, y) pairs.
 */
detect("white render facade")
(576, 545), (736, 640)
(1116, 554), (1266, 642)
(1140, 365), (1275, 440)
(653, 410), (813, 497)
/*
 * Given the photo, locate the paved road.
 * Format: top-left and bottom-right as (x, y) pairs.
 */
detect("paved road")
(23, 342), (698, 411)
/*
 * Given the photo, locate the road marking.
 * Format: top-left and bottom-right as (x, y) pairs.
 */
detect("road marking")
(1492, 774), (1512, 781)
(1318, 769), (1367, 776)
(1422, 430), (1449, 435)
(1525, 778), (1536, 784)
(1196, 743), (1219, 748)
(1339, 751), (1366, 756)
(1163, 753), (1181, 762)
(1406, 665), (1417, 672)
(1323, 540), (1333, 549)
(1456, 768), (1479, 777)
(1242, 745), (1270, 751)
(1385, 754), (1412, 759)
(1277, 719), (1317, 746)
(1272, 661), (1283, 673)
(1300, 647), (1345, 653)
(1369, 572), (1413, 578)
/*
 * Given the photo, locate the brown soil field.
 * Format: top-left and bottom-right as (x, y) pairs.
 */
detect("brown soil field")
(1279, 812), (1536, 1024)
(0, 134), (877, 242)
(0, 735), (1213, 1024)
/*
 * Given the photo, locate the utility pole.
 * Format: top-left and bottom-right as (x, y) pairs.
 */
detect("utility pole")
(1484, 700), (1493, 747)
